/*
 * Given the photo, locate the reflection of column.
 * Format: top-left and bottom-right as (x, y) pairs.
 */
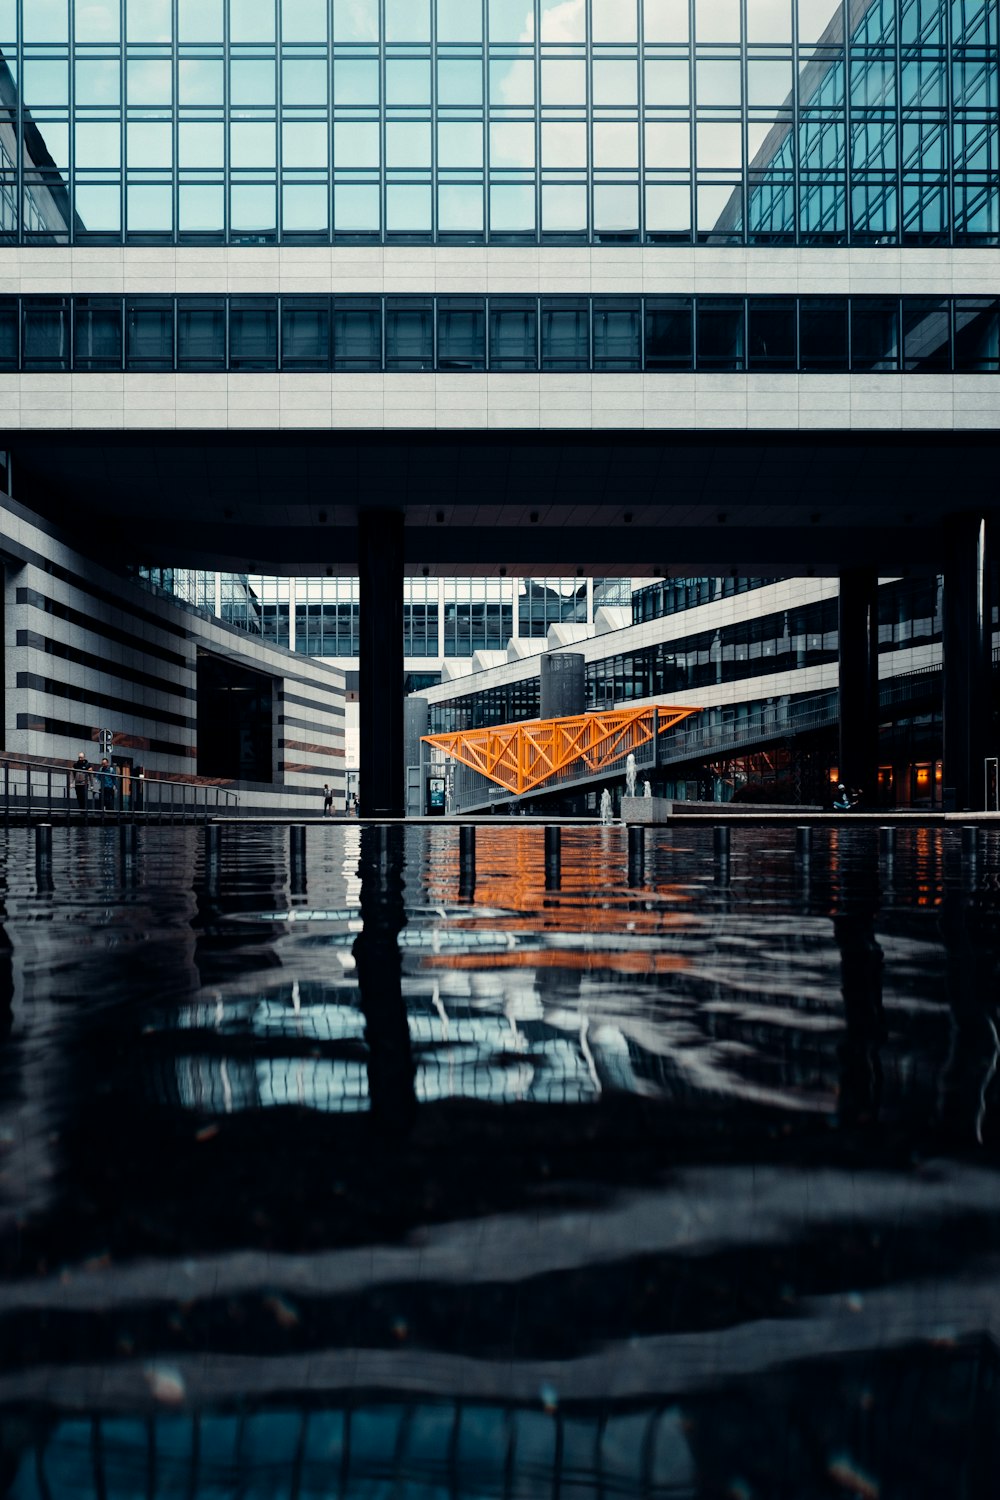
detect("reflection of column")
(834, 909), (885, 1128)
(938, 897), (999, 1146)
(353, 826), (416, 1135)
(0, 914), (11, 1048)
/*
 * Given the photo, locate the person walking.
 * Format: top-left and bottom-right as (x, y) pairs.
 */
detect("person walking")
(95, 757), (117, 812)
(71, 751), (92, 812)
(322, 782), (333, 815)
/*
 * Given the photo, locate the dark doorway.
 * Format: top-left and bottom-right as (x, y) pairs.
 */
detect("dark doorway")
(197, 651), (274, 783)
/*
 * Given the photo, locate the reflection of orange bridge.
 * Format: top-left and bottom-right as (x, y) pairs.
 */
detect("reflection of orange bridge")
(423, 706), (700, 798)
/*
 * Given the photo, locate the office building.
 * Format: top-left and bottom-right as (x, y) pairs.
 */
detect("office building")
(0, 1), (995, 810)
(417, 570), (988, 811)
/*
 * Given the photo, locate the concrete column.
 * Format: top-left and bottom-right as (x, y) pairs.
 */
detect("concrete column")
(943, 515), (992, 812)
(437, 576), (445, 660)
(838, 567), (880, 804)
(359, 509), (405, 819)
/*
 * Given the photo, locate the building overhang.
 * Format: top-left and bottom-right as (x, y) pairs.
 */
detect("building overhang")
(5, 428), (996, 579)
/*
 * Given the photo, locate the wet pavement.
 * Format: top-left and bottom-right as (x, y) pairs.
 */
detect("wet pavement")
(0, 821), (998, 1497)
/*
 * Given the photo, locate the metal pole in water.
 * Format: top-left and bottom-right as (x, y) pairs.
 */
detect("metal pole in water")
(628, 824), (646, 887)
(714, 825), (731, 885)
(204, 824), (221, 896)
(796, 825), (812, 858)
(544, 825), (561, 891)
(459, 824), (476, 902)
(35, 823), (53, 890)
(290, 824), (307, 895)
(962, 825), (980, 890)
(119, 820), (138, 884)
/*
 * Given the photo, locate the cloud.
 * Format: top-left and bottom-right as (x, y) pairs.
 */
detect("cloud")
(539, 0), (585, 43)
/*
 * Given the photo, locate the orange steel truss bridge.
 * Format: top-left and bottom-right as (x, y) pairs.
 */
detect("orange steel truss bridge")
(423, 705), (700, 799)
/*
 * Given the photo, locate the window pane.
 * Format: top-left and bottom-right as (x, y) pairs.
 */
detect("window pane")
(436, 298), (486, 370)
(333, 300), (382, 368)
(385, 300), (433, 370)
(902, 297), (950, 371)
(799, 297), (848, 369)
(593, 300), (641, 369)
(230, 299), (278, 370)
(177, 299), (226, 368)
(748, 300), (796, 370)
(0, 300), (17, 368)
(540, 299), (589, 369)
(126, 302), (174, 367)
(697, 299), (745, 369)
(23, 300), (69, 369)
(282, 300), (330, 368)
(489, 301), (537, 369)
(644, 298), (692, 369)
(954, 298), (1000, 372)
(73, 298), (122, 369)
(851, 298), (899, 371)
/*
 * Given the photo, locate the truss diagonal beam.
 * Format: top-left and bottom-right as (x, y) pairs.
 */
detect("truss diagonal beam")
(423, 705), (700, 797)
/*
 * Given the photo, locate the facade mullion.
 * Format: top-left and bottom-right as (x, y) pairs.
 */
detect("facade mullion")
(275, 0), (283, 243)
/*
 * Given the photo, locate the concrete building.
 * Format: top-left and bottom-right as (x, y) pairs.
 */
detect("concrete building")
(0, 1), (996, 811)
(0, 490), (346, 813)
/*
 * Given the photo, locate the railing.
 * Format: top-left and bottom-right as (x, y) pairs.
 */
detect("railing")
(0, 759), (240, 823)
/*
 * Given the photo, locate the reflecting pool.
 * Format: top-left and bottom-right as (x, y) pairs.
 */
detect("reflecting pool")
(0, 822), (999, 1497)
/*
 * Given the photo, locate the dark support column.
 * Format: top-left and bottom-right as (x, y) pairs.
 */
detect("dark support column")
(359, 509), (405, 819)
(944, 515), (991, 813)
(838, 567), (880, 804)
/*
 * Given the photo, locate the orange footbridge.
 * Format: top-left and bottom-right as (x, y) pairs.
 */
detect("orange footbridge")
(423, 705), (700, 799)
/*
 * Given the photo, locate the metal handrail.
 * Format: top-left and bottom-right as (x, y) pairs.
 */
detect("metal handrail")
(0, 756), (240, 822)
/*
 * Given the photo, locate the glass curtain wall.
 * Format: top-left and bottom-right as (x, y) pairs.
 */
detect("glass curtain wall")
(0, 1), (994, 244)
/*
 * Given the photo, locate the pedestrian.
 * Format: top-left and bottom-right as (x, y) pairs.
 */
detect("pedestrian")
(95, 757), (117, 812)
(71, 751), (92, 812)
(322, 782), (333, 815)
(833, 782), (852, 812)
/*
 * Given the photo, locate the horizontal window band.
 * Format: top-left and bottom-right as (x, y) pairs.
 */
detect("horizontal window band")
(0, 293), (996, 377)
(16, 588), (193, 676)
(16, 672), (197, 733)
(15, 713), (195, 761)
(15, 627), (193, 713)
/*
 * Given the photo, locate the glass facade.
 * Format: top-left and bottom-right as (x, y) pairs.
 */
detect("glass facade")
(4, 292), (998, 371)
(633, 574), (780, 622)
(0, 1), (995, 245)
(134, 570), (631, 658)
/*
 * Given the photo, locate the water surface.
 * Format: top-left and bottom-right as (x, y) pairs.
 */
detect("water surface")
(0, 822), (998, 1497)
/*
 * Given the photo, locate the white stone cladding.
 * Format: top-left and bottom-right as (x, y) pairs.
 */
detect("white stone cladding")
(0, 247), (995, 431)
(0, 246), (996, 296)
